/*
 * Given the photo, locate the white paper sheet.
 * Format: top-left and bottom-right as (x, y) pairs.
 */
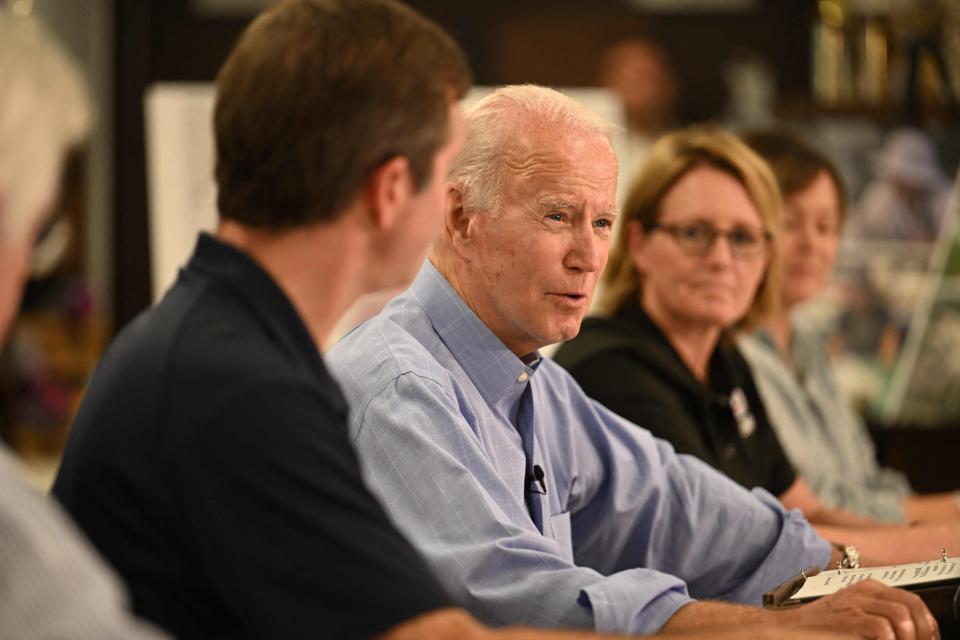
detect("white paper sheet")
(792, 558), (960, 601)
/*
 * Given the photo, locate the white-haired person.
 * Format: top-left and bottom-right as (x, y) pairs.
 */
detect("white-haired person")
(737, 127), (959, 523)
(329, 85), (938, 639)
(0, 12), (164, 638)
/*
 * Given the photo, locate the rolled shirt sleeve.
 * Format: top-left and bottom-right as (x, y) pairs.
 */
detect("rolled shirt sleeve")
(564, 389), (831, 611)
(579, 571), (691, 634)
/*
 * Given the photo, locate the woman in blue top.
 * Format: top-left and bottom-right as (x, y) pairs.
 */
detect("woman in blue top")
(737, 128), (959, 523)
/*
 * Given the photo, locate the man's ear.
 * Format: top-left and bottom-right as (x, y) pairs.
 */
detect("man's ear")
(365, 156), (413, 231)
(443, 184), (474, 258)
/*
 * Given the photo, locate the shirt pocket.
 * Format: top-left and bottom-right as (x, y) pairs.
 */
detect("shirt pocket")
(548, 511), (573, 564)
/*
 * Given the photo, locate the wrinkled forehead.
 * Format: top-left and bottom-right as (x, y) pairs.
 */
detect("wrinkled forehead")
(500, 128), (618, 199)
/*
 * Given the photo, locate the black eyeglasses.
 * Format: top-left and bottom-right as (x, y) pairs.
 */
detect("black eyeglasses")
(644, 220), (772, 258)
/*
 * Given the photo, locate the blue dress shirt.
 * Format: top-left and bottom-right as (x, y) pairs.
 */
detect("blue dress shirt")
(328, 261), (831, 635)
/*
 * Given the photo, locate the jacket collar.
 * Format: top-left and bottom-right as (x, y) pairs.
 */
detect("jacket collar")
(184, 233), (347, 416)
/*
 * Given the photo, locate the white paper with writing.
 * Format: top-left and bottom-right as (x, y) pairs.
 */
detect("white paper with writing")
(792, 558), (959, 601)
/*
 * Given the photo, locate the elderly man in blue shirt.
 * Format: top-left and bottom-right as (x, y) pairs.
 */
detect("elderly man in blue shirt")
(328, 85), (936, 639)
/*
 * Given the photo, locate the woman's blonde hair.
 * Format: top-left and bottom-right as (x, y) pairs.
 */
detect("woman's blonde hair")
(599, 125), (782, 331)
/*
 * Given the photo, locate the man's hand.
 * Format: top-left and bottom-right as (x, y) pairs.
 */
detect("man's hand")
(781, 579), (939, 640)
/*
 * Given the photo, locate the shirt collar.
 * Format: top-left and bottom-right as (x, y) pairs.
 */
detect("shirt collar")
(185, 233), (347, 416)
(754, 322), (814, 382)
(752, 326), (777, 350)
(408, 260), (540, 410)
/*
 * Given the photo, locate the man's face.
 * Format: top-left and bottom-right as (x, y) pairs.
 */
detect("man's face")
(0, 138), (66, 343)
(0, 233), (35, 346)
(385, 102), (465, 288)
(462, 130), (618, 356)
(0, 179), (56, 346)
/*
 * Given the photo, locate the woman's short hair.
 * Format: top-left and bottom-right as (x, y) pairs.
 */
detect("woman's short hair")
(740, 127), (848, 221)
(599, 125), (782, 331)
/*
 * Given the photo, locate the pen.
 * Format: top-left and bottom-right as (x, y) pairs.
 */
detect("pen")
(763, 566), (821, 608)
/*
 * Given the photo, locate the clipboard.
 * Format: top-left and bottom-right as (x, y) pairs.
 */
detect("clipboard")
(763, 556), (960, 621)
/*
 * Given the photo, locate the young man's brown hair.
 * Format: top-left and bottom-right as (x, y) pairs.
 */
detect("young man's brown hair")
(214, 0), (471, 229)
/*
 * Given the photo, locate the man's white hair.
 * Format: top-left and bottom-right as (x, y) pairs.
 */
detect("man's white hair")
(449, 84), (616, 212)
(0, 12), (91, 242)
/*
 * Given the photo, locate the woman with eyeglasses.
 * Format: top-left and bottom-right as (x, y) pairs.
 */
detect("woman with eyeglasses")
(553, 126), (959, 565)
(555, 126), (789, 497)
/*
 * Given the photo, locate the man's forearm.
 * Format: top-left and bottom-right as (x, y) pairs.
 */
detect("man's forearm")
(903, 491), (960, 522)
(814, 521), (958, 566)
(379, 606), (853, 640)
(659, 600), (779, 633)
(807, 504), (899, 528)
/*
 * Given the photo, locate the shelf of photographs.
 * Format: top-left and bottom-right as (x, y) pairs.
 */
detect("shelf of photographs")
(879, 175), (960, 426)
(797, 236), (939, 419)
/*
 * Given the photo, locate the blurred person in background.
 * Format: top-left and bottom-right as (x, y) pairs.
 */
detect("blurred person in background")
(554, 126), (959, 567)
(599, 37), (678, 205)
(0, 11), (165, 639)
(599, 38), (677, 143)
(737, 127), (960, 523)
(848, 127), (953, 243)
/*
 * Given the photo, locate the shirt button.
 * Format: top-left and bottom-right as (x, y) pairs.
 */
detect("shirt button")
(517, 372), (529, 383)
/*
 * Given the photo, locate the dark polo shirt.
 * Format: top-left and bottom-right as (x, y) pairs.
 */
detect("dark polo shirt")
(54, 234), (450, 639)
(554, 303), (796, 498)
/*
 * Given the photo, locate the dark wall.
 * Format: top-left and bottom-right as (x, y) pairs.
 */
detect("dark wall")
(113, 1), (249, 329)
(871, 425), (960, 493)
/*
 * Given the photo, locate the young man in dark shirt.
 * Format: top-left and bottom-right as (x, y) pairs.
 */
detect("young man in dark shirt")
(54, 1), (470, 637)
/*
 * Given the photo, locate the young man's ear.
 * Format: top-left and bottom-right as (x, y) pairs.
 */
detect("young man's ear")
(365, 155), (413, 231)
